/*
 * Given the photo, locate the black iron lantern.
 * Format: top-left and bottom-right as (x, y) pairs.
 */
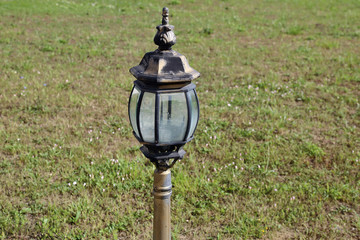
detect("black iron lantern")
(128, 7), (199, 239)
(128, 7), (200, 168)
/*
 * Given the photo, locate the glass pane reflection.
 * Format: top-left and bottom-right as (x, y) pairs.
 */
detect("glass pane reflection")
(187, 90), (199, 139)
(139, 92), (156, 142)
(159, 92), (188, 143)
(129, 87), (141, 138)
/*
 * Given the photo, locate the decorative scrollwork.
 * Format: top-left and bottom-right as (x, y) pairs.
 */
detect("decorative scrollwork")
(140, 145), (185, 171)
(154, 7), (176, 50)
(151, 158), (179, 171)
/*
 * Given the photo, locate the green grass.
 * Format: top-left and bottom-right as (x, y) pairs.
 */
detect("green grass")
(0, 0), (359, 239)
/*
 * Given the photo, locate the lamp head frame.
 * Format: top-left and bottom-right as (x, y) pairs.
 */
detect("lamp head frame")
(128, 7), (200, 168)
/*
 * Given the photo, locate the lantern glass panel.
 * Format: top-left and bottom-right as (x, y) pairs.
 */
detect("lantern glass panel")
(186, 90), (199, 139)
(158, 92), (188, 143)
(129, 86), (141, 138)
(139, 92), (156, 142)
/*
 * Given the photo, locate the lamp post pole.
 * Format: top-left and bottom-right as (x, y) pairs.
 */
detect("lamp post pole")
(153, 168), (172, 239)
(128, 7), (200, 240)
(141, 146), (185, 240)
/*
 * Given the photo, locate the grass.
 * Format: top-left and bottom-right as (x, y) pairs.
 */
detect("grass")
(0, 0), (359, 239)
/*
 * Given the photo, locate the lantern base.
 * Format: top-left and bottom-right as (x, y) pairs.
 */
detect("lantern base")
(140, 145), (185, 170)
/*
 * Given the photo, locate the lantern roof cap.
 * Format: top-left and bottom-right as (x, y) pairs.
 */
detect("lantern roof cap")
(130, 49), (200, 84)
(129, 7), (200, 84)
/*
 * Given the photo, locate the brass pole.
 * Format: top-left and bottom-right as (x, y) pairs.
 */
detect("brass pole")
(153, 168), (172, 240)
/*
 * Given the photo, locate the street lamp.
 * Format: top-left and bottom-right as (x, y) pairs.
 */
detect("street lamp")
(128, 7), (200, 240)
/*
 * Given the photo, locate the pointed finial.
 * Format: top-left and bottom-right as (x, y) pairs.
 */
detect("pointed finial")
(162, 7), (169, 25)
(154, 7), (176, 50)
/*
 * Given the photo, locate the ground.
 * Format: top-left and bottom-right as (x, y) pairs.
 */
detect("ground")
(0, 0), (359, 239)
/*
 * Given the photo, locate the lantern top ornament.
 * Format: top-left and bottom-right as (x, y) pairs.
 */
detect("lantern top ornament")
(129, 7), (200, 85)
(154, 7), (176, 50)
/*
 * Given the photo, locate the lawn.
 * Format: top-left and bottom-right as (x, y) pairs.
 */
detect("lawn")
(0, 0), (359, 239)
